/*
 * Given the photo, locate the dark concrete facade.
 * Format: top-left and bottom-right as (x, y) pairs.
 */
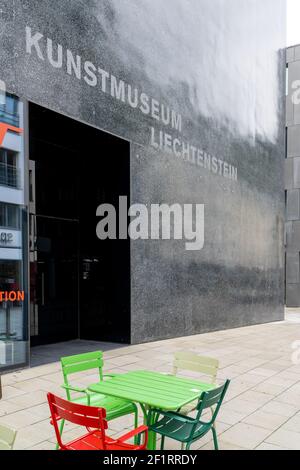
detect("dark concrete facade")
(0, 0), (286, 344)
(286, 44), (300, 307)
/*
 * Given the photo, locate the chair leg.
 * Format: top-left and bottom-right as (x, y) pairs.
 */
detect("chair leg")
(55, 419), (65, 450)
(181, 442), (185, 450)
(210, 406), (217, 431)
(160, 436), (165, 450)
(133, 406), (139, 445)
(212, 427), (219, 450)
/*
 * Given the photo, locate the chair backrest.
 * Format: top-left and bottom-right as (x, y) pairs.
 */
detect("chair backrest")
(47, 393), (108, 450)
(0, 424), (17, 450)
(197, 380), (230, 425)
(173, 352), (219, 383)
(61, 351), (104, 385)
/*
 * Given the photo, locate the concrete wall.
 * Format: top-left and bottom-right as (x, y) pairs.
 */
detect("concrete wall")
(286, 44), (300, 306)
(0, 0), (286, 343)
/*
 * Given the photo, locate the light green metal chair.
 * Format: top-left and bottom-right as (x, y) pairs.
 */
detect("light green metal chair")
(172, 352), (219, 414)
(58, 351), (138, 447)
(0, 424), (17, 450)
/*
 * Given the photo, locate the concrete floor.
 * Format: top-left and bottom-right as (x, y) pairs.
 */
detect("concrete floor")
(1, 310), (300, 450)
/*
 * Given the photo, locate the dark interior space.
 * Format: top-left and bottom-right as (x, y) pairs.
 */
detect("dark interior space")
(29, 103), (131, 346)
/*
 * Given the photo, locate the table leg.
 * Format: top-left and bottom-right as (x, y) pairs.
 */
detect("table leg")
(139, 404), (157, 450)
(146, 407), (158, 450)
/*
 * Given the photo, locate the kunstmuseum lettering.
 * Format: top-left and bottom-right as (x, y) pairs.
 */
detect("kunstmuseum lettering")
(25, 26), (237, 181)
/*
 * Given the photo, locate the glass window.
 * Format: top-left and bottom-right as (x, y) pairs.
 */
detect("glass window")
(5, 95), (18, 115)
(0, 149), (5, 165)
(0, 202), (20, 230)
(6, 150), (17, 168)
(0, 260), (27, 368)
(0, 149), (18, 188)
(7, 205), (20, 229)
(0, 149), (17, 167)
(0, 203), (6, 227)
(0, 203), (20, 229)
(0, 93), (19, 126)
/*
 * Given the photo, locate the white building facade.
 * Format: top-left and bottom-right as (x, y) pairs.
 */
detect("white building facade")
(0, 94), (28, 370)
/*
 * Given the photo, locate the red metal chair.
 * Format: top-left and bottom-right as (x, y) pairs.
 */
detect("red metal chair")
(47, 393), (148, 450)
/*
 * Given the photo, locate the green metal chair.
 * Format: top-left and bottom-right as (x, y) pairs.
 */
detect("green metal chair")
(59, 351), (138, 443)
(0, 424), (17, 450)
(149, 380), (230, 450)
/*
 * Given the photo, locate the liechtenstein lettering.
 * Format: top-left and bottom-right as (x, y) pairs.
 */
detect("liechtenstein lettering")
(25, 26), (238, 182)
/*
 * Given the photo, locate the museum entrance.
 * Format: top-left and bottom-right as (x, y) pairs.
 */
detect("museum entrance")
(29, 103), (131, 346)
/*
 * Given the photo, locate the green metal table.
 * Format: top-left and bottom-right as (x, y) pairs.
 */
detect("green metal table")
(88, 370), (214, 450)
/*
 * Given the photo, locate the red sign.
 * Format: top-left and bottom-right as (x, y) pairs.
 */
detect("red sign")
(0, 291), (25, 302)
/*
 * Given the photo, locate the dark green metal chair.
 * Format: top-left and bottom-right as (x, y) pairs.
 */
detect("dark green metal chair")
(149, 380), (230, 450)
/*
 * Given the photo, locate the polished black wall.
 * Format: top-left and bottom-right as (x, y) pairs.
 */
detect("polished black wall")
(0, 0), (286, 343)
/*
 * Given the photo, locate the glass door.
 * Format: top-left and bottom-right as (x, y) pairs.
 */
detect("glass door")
(29, 161), (80, 346)
(30, 215), (79, 346)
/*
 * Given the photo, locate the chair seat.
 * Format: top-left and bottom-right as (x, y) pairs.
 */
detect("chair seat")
(72, 392), (136, 420)
(150, 414), (210, 443)
(65, 431), (138, 451)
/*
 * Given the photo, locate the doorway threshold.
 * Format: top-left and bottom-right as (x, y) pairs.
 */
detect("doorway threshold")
(30, 339), (126, 367)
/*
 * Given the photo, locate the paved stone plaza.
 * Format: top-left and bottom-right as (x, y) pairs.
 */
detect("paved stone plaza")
(1, 310), (300, 450)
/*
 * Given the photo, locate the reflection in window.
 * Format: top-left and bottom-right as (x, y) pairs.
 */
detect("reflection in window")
(0, 93), (19, 127)
(0, 148), (18, 188)
(0, 203), (20, 229)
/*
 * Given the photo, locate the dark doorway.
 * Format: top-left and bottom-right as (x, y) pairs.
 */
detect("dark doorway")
(29, 103), (131, 346)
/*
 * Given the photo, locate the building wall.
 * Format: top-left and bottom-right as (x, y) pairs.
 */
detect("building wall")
(0, 0), (286, 344)
(286, 45), (300, 307)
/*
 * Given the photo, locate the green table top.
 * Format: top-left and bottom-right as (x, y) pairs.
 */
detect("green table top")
(88, 370), (214, 410)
